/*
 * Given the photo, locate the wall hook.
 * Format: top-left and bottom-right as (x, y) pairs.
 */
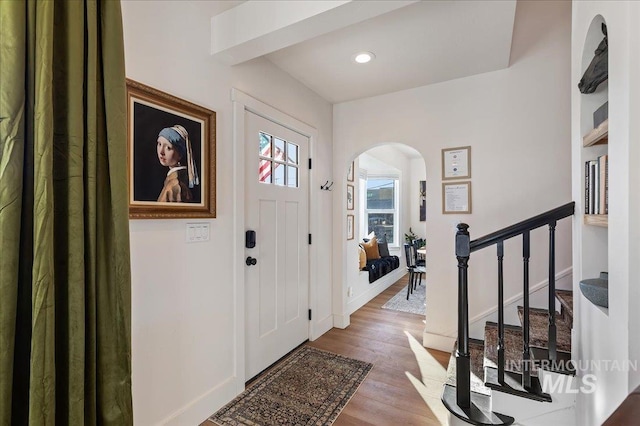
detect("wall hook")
(320, 180), (333, 191)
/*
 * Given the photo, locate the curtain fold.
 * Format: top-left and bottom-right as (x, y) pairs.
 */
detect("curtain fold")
(0, 1), (132, 424)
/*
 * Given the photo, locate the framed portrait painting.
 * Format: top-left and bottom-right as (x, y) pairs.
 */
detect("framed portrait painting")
(126, 79), (216, 218)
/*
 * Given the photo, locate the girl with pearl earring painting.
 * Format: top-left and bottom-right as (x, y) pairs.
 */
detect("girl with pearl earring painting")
(155, 124), (199, 202)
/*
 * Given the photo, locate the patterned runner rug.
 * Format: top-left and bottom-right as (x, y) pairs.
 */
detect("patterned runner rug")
(381, 279), (426, 316)
(209, 346), (372, 425)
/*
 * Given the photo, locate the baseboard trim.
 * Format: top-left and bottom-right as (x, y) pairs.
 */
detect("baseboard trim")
(312, 314), (334, 340)
(347, 268), (405, 316)
(333, 313), (350, 329)
(158, 376), (240, 426)
(423, 331), (456, 352)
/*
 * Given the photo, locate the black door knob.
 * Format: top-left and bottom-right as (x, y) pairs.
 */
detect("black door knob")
(246, 256), (257, 266)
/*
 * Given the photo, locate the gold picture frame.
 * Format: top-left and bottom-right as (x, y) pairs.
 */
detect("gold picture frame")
(126, 79), (216, 218)
(441, 146), (471, 180)
(442, 181), (472, 214)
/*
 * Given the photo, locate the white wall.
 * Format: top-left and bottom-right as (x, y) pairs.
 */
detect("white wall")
(122, 2), (333, 424)
(572, 2), (640, 424)
(332, 0), (572, 347)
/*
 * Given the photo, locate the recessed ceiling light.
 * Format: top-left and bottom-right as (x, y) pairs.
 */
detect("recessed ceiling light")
(353, 51), (375, 64)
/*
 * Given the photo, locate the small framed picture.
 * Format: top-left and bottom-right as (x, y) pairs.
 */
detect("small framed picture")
(347, 214), (354, 240)
(442, 181), (472, 214)
(347, 184), (354, 210)
(419, 180), (426, 221)
(126, 79), (216, 218)
(442, 146), (471, 180)
(347, 161), (355, 182)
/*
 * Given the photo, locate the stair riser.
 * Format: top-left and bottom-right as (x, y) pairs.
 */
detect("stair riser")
(508, 406), (576, 426)
(492, 387), (576, 422)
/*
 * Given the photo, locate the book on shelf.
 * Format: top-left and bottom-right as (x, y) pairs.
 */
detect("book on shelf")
(589, 160), (599, 214)
(585, 161), (590, 214)
(599, 154), (608, 214)
(584, 155), (608, 215)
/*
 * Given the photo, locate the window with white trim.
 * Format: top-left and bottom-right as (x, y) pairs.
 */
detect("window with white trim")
(360, 176), (399, 245)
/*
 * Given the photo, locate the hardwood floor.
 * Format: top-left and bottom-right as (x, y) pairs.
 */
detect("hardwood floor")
(307, 274), (451, 425)
(204, 274), (451, 425)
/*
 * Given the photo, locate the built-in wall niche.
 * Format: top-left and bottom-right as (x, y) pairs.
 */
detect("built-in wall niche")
(579, 14), (608, 308)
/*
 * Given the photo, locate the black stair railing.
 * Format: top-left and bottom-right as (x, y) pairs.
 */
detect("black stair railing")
(454, 202), (575, 407)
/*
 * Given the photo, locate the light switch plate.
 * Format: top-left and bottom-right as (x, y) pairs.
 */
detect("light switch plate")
(186, 223), (210, 242)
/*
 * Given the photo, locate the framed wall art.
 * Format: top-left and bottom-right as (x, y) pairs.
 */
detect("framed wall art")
(347, 214), (354, 240)
(126, 79), (216, 218)
(419, 180), (426, 221)
(347, 161), (355, 182)
(442, 181), (472, 214)
(347, 184), (354, 210)
(442, 146), (471, 180)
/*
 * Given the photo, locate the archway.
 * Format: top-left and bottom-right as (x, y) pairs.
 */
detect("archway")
(334, 142), (428, 327)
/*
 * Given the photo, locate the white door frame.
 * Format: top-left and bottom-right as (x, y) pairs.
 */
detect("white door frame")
(231, 88), (319, 393)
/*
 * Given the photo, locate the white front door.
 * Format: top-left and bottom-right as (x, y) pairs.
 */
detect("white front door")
(244, 111), (310, 380)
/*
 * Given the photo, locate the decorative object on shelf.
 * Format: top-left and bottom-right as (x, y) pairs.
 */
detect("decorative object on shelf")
(442, 181), (471, 214)
(579, 272), (608, 308)
(346, 184), (354, 210)
(441, 146), (471, 180)
(404, 227), (418, 244)
(320, 180), (334, 191)
(419, 180), (426, 221)
(578, 23), (608, 94)
(126, 79), (216, 219)
(347, 215), (354, 240)
(593, 101), (608, 128)
(347, 161), (355, 182)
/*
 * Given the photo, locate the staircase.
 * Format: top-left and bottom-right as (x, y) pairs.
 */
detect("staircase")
(441, 202), (576, 426)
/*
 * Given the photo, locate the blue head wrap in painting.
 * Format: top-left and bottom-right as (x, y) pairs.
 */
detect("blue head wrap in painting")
(158, 125), (199, 188)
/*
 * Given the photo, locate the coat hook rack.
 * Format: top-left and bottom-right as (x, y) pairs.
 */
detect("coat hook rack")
(320, 180), (334, 191)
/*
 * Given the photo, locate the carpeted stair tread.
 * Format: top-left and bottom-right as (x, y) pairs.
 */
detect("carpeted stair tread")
(445, 339), (491, 396)
(517, 306), (571, 352)
(555, 289), (573, 326)
(483, 322), (537, 376)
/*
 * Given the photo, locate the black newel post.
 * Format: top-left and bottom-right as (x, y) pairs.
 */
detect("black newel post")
(455, 223), (471, 408)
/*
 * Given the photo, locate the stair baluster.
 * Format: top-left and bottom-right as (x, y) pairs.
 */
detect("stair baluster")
(455, 224), (471, 408)
(444, 203), (574, 423)
(548, 221), (557, 361)
(497, 241), (505, 384)
(522, 231), (531, 389)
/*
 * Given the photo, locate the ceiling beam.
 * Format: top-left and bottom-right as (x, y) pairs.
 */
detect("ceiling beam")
(211, 0), (417, 65)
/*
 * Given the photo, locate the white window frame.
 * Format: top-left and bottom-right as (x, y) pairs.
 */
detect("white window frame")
(360, 174), (400, 247)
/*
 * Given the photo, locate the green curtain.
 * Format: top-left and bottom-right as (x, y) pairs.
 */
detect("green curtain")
(0, 1), (133, 424)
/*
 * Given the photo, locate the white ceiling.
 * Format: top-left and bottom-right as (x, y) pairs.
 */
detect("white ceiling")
(264, 1), (517, 103)
(211, 1), (516, 104)
(211, 0), (516, 103)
